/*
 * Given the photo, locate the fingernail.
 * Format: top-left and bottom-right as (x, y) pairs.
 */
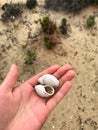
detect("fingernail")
(10, 64), (16, 71)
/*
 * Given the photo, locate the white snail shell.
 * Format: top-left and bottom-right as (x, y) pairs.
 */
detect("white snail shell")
(38, 74), (59, 88)
(35, 84), (55, 97)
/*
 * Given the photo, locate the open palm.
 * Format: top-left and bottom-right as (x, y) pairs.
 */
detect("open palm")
(0, 64), (75, 130)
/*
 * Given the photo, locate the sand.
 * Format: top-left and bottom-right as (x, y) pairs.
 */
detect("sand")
(0, 0), (98, 130)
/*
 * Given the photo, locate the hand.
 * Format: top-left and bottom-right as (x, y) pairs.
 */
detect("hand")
(0, 64), (75, 130)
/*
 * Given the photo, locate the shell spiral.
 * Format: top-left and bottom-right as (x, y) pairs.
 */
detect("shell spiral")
(38, 74), (59, 88)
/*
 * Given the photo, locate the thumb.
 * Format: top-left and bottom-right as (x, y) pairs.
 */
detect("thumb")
(1, 64), (19, 91)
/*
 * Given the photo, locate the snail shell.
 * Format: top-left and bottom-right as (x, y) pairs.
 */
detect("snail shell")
(35, 84), (55, 97)
(38, 74), (59, 88)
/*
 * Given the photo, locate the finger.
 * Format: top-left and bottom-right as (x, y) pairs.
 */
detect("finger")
(26, 64), (60, 86)
(46, 81), (72, 112)
(59, 70), (75, 87)
(1, 64), (19, 91)
(53, 64), (72, 79)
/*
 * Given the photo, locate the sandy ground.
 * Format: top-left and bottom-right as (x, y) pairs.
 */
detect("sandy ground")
(0, 0), (98, 130)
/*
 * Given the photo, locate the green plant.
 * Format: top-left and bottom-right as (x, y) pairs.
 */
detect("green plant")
(24, 50), (36, 65)
(26, 0), (37, 9)
(61, 18), (67, 26)
(40, 16), (57, 34)
(44, 33), (60, 49)
(59, 18), (67, 34)
(40, 16), (60, 49)
(87, 15), (95, 28)
(44, 37), (51, 49)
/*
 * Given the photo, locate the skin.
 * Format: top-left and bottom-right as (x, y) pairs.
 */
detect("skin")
(0, 64), (75, 130)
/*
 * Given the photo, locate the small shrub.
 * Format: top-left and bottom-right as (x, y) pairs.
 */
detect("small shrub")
(44, 33), (60, 49)
(45, 0), (92, 13)
(26, 0), (37, 9)
(92, 0), (98, 4)
(40, 16), (57, 34)
(44, 37), (52, 49)
(45, 0), (98, 13)
(87, 15), (95, 28)
(61, 18), (67, 26)
(40, 16), (60, 49)
(24, 50), (36, 65)
(59, 18), (67, 34)
(1, 3), (23, 22)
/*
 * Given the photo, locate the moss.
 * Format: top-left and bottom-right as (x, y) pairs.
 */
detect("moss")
(26, 0), (37, 9)
(87, 15), (95, 28)
(24, 50), (36, 65)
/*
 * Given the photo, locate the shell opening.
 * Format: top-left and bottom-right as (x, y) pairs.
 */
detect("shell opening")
(44, 85), (54, 94)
